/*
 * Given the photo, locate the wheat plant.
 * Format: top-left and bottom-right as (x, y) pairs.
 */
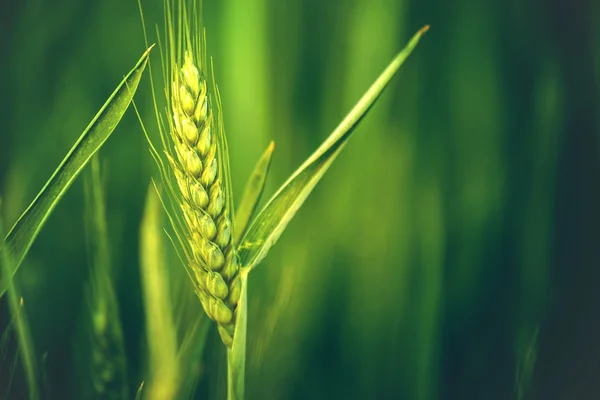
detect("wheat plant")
(138, 0), (428, 398)
(168, 51), (242, 347)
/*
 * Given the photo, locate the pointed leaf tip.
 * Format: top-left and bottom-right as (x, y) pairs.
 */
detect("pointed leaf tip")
(233, 141), (276, 245)
(145, 43), (156, 55)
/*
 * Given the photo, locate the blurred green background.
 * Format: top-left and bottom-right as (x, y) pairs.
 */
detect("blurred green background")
(1, 0), (599, 399)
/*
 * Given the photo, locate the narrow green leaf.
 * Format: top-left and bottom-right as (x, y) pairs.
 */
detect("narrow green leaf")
(134, 382), (144, 400)
(0, 215), (39, 400)
(234, 141), (275, 246)
(140, 184), (179, 400)
(227, 269), (248, 400)
(238, 26), (429, 269)
(1, 45), (153, 298)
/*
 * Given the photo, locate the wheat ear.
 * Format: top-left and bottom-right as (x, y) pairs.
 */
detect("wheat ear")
(167, 51), (241, 347)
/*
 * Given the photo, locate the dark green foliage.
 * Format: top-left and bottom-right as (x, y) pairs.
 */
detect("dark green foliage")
(0, 0), (598, 399)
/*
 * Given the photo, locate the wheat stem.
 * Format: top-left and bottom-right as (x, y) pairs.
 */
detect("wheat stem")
(226, 268), (248, 400)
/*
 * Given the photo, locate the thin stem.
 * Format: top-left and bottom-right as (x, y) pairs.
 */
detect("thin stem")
(227, 269), (248, 400)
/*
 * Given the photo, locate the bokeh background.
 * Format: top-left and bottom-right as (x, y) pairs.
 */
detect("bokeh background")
(1, 0), (599, 399)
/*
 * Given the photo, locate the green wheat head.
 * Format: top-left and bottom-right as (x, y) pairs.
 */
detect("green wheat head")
(144, 0), (240, 347)
(168, 52), (241, 346)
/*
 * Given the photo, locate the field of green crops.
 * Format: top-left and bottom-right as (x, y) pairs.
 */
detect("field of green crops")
(1, 0), (599, 399)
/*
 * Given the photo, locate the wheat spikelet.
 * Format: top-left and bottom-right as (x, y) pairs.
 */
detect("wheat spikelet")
(167, 52), (241, 346)
(88, 296), (129, 399)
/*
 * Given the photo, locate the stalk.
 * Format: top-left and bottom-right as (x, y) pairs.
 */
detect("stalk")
(227, 269), (248, 400)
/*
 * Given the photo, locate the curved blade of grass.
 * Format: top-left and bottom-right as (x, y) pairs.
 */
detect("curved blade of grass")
(0, 45), (153, 298)
(140, 184), (179, 400)
(135, 382), (144, 400)
(0, 215), (39, 400)
(234, 141), (275, 246)
(238, 26), (429, 270)
(227, 268), (248, 400)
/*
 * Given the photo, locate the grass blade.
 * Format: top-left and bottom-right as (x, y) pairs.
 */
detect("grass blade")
(134, 382), (144, 400)
(140, 184), (179, 400)
(238, 26), (428, 270)
(233, 141), (275, 246)
(0, 214), (39, 400)
(1, 45), (153, 298)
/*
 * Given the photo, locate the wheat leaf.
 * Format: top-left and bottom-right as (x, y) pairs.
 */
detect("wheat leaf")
(238, 26), (428, 270)
(134, 382), (144, 400)
(0, 45), (153, 298)
(233, 141), (275, 246)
